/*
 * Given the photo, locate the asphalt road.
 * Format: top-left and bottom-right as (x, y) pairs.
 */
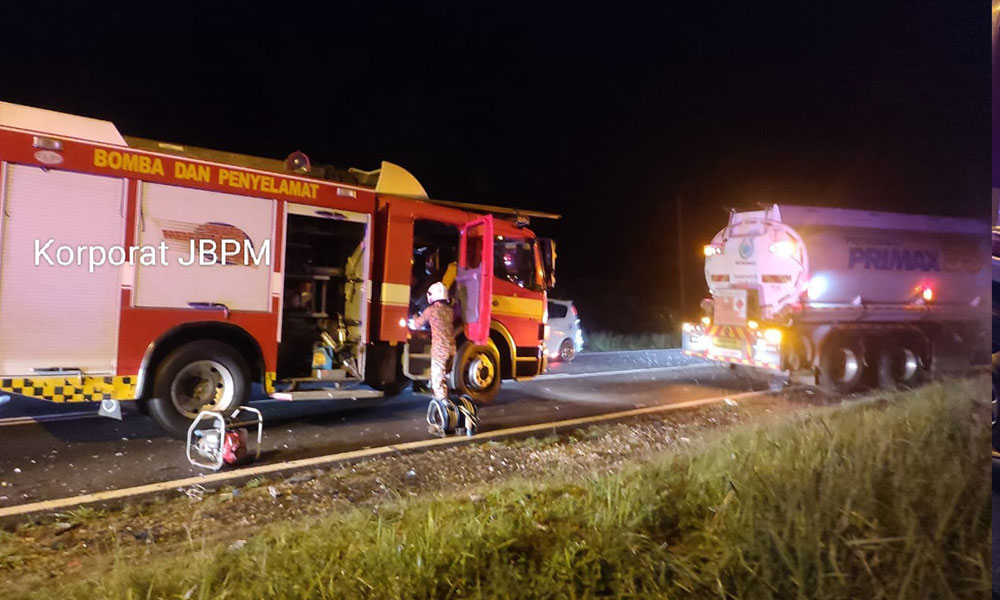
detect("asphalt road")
(0, 350), (757, 508)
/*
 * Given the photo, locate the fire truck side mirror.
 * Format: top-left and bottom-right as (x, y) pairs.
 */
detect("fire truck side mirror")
(539, 238), (557, 290)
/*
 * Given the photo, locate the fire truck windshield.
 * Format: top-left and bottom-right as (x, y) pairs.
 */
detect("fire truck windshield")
(494, 236), (542, 291)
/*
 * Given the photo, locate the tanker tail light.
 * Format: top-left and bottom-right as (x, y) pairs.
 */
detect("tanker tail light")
(763, 328), (783, 345)
(806, 275), (828, 300)
(768, 240), (797, 258)
(704, 244), (723, 257)
(684, 316), (711, 333)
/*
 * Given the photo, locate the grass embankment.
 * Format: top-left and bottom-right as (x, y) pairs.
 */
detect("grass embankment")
(584, 331), (679, 352)
(17, 380), (990, 599)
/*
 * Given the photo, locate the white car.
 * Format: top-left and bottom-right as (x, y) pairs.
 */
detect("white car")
(546, 299), (584, 362)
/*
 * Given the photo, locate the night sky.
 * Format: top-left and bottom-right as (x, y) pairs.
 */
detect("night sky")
(1, 3), (988, 332)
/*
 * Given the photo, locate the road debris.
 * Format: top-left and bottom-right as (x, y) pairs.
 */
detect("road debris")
(285, 473), (314, 485)
(53, 522), (80, 534)
(178, 484), (207, 501)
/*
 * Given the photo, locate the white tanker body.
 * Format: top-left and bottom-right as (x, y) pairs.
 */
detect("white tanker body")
(682, 204), (990, 393)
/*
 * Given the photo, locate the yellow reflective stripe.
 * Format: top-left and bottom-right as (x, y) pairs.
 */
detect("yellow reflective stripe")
(493, 295), (543, 319)
(0, 375), (137, 403)
(380, 282), (410, 306)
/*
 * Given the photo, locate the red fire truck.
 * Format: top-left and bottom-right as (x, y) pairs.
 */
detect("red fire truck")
(0, 102), (557, 437)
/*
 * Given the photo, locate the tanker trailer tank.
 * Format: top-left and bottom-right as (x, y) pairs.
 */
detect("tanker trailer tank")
(684, 204), (989, 395)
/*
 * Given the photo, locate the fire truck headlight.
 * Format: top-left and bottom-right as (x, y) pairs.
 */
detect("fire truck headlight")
(683, 322), (694, 333)
(763, 328), (783, 345)
(700, 316), (711, 326)
(769, 240), (797, 258)
(747, 319), (759, 330)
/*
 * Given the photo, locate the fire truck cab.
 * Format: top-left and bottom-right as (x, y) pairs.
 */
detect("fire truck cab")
(0, 102), (557, 437)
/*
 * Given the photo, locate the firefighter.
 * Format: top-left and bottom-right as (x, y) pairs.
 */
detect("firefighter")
(409, 282), (477, 436)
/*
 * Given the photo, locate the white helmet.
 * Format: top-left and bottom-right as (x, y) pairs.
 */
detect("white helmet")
(427, 281), (448, 304)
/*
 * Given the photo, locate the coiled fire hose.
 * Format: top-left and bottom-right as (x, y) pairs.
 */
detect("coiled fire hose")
(427, 395), (479, 436)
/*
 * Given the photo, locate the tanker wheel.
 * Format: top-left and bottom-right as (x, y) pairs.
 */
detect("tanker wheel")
(147, 341), (250, 439)
(876, 342), (923, 391)
(818, 335), (864, 395)
(450, 341), (501, 404)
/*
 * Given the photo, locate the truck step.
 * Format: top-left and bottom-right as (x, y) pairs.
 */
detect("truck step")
(270, 388), (385, 402)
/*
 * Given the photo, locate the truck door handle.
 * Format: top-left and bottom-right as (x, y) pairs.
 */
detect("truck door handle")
(492, 300), (499, 307)
(188, 302), (230, 319)
(315, 210), (347, 220)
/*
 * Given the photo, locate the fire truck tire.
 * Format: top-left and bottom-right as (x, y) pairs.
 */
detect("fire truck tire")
(818, 334), (864, 395)
(364, 343), (406, 396)
(450, 341), (501, 404)
(147, 341), (251, 439)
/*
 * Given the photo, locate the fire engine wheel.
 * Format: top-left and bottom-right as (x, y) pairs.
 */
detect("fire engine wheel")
(364, 342), (406, 396)
(148, 341), (251, 439)
(558, 339), (576, 362)
(818, 335), (864, 395)
(451, 341), (501, 404)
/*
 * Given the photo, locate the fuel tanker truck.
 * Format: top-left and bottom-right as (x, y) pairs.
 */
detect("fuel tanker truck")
(682, 204), (990, 393)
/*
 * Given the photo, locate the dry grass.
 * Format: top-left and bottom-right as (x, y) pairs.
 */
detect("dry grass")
(14, 379), (990, 599)
(584, 331), (679, 352)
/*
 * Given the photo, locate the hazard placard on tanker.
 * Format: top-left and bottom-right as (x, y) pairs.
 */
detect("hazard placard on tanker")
(711, 289), (747, 326)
